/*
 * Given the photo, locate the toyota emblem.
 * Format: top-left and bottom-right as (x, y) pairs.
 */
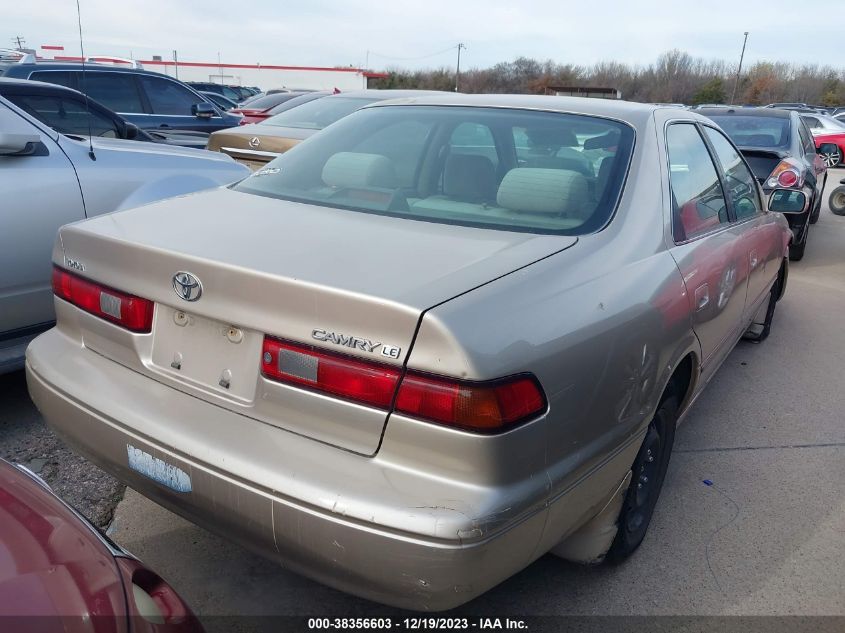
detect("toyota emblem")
(172, 271), (202, 302)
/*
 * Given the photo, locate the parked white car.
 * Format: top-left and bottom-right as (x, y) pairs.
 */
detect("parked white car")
(0, 96), (249, 372)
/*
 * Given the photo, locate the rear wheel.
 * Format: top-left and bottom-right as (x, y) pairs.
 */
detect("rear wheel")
(809, 194), (821, 224)
(789, 227), (807, 261)
(744, 259), (786, 343)
(830, 186), (845, 216)
(606, 393), (677, 562)
(819, 143), (842, 168)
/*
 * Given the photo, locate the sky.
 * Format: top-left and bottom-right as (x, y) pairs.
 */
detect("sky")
(7, 0), (845, 72)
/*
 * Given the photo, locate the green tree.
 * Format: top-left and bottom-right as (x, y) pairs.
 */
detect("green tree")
(691, 78), (727, 105)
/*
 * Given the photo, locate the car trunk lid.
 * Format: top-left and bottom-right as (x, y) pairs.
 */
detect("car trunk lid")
(56, 187), (577, 454)
(738, 147), (790, 184)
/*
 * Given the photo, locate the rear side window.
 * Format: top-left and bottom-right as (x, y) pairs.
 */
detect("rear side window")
(29, 71), (75, 89)
(78, 72), (143, 113)
(5, 94), (120, 137)
(667, 123), (729, 241)
(703, 127), (762, 221)
(139, 76), (201, 115)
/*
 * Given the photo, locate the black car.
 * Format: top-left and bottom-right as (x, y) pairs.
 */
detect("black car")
(698, 107), (826, 261)
(1, 61), (242, 132)
(0, 77), (210, 149)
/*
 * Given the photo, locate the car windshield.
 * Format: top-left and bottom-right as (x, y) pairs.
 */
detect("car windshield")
(262, 96), (379, 129)
(234, 105), (635, 235)
(707, 115), (791, 148)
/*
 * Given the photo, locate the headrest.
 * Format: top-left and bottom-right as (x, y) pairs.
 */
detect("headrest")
(524, 126), (578, 148)
(322, 152), (397, 189)
(443, 154), (497, 202)
(497, 168), (589, 215)
(584, 129), (621, 150)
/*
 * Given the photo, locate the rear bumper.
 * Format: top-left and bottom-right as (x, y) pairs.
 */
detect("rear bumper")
(26, 328), (555, 611)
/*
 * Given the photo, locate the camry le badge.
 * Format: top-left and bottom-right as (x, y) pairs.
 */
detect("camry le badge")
(173, 271), (202, 302)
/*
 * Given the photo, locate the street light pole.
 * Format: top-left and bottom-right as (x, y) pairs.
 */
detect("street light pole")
(455, 43), (466, 92)
(731, 32), (749, 105)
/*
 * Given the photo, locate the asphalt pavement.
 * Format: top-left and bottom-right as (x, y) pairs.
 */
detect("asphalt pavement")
(2, 171), (844, 626)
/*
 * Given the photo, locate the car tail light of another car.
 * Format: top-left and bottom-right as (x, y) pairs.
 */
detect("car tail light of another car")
(766, 159), (804, 189)
(261, 336), (546, 432)
(115, 557), (204, 632)
(52, 266), (154, 333)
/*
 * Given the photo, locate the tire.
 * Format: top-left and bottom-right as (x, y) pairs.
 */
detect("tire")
(606, 393), (677, 562)
(818, 143), (842, 168)
(830, 185), (845, 216)
(809, 194), (821, 224)
(744, 260), (785, 342)
(789, 228), (807, 261)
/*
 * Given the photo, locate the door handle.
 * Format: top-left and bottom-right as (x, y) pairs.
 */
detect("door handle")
(159, 124), (171, 129)
(695, 284), (709, 311)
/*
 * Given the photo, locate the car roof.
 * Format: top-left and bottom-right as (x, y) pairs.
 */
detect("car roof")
(360, 93), (677, 126)
(695, 106), (793, 119)
(0, 76), (84, 96)
(2, 61), (174, 80)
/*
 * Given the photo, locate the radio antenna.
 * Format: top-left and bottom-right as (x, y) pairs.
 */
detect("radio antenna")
(75, 0), (96, 160)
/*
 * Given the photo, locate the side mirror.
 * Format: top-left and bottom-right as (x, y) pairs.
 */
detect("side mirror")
(192, 102), (216, 119)
(123, 122), (140, 140)
(768, 189), (807, 213)
(0, 133), (41, 156)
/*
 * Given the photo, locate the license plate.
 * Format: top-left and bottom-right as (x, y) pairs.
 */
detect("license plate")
(150, 306), (262, 401)
(127, 444), (191, 493)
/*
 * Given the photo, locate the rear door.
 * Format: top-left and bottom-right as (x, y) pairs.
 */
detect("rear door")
(702, 125), (780, 317)
(0, 103), (84, 343)
(665, 122), (749, 376)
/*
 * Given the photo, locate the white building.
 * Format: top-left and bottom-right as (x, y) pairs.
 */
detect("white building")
(144, 59), (385, 91)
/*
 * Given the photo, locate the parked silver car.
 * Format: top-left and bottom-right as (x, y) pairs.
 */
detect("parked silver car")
(27, 95), (794, 610)
(0, 96), (249, 372)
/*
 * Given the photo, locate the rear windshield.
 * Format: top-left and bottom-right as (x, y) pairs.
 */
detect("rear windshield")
(241, 92), (300, 111)
(235, 105), (635, 235)
(707, 115), (791, 148)
(262, 96), (379, 129)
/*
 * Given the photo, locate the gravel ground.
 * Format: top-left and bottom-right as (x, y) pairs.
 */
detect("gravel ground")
(0, 369), (124, 529)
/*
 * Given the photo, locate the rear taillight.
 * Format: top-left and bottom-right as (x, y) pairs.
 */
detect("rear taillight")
(395, 372), (546, 432)
(261, 336), (546, 432)
(52, 266), (154, 333)
(261, 337), (401, 409)
(767, 160), (803, 189)
(115, 557), (203, 631)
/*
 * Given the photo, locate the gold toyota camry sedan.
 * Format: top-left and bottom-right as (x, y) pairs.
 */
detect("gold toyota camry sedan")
(206, 89), (445, 170)
(27, 94), (796, 611)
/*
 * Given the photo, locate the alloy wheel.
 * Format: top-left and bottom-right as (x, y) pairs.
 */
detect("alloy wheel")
(820, 149), (841, 167)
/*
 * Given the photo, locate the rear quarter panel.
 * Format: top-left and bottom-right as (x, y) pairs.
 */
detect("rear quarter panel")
(402, 111), (699, 530)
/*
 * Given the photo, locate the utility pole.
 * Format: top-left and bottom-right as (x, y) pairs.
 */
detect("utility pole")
(173, 49), (179, 79)
(217, 51), (222, 84)
(730, 32), (749, 105)
(12, 35), (26, 49)
(455, 43), (466, 92)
